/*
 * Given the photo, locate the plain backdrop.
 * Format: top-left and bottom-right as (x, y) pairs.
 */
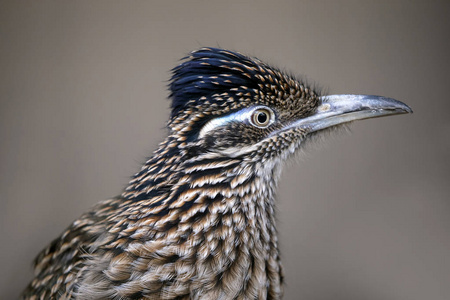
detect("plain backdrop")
(1, 1), (449, 299)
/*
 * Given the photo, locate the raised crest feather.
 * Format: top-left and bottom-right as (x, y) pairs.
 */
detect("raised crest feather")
(169, 47), (286, 120)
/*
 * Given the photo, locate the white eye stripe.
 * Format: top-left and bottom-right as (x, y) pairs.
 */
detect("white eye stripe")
(198, 106), (274, 138)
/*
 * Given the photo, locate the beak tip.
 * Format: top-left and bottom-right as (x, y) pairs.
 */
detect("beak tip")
(405, 105), (413, 114)
(367, 95), (413, 115)
(395, 101), (413, 114)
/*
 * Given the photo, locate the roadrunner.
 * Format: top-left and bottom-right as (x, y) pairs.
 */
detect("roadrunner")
(23, 47), (412, 299)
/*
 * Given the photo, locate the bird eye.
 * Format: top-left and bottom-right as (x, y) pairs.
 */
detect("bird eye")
(250, 108), (273, 128)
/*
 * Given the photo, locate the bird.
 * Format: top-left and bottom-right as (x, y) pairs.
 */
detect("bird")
(22, 47), (412, 300)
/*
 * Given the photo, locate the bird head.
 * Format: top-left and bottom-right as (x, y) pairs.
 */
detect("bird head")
(123, 47), (411, 200)
(168, 47), (411, 163)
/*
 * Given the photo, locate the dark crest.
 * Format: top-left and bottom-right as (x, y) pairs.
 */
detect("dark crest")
(169, 48), (272, 120)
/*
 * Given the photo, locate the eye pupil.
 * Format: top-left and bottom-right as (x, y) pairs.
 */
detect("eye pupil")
(257, 112), (268, 124)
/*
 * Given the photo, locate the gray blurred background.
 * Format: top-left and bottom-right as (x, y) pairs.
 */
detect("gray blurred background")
(1, 1), (449, 299)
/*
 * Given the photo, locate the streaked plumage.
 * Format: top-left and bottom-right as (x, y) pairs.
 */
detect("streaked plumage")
(23, 47), (411, 300)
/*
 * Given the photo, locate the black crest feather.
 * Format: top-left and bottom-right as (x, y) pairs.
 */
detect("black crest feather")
(169, 47), (268, 119)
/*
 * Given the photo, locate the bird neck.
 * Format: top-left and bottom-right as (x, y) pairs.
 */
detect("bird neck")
(122, 136), (284, 216)
(119, 137), (284, 298)
(121, 134), (284, 243)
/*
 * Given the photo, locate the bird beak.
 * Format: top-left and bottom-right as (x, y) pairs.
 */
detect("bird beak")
(290, 94), (412, 133)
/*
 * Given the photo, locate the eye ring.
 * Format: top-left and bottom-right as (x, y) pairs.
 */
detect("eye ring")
(250, 107), (274, 128)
